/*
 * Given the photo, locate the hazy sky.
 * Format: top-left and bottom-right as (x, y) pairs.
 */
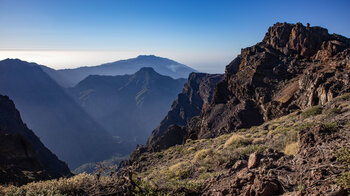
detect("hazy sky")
(1, 0), (350, 73)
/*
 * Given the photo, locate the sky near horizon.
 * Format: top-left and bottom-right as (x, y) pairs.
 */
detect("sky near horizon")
(1, 0), (350, 73)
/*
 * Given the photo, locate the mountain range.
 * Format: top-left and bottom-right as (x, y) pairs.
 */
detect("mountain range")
(68, 67), (186, 144)
(0, 59), (128, 169)
(0, 56), (192, 169)
(42, 55), (196, 87)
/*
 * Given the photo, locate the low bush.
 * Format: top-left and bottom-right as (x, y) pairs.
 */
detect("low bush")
(301, 106), (323, 117)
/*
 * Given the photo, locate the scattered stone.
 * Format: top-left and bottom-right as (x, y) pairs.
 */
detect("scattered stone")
(248, 152), (263, 169)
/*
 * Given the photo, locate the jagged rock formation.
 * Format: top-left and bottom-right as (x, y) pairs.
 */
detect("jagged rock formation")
(199, 22), (350, 138)
(0, 94), (71, 185)
(68, 67), (186, 144)
(145, 73), (223, 151)
(142, 22), (350, 151)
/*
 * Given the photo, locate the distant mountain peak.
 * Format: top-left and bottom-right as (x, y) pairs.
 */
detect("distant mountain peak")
(135, 67), (160, 77)
(1, 58), (39, 68)
(137, 67), (156, 72)
(136, 54), (157, 59)
(2, 58), (26, 64)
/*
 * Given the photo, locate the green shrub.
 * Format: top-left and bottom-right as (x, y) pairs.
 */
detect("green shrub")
(329, 107), (342, 115)
(323, 122), (338, 132)
(295, 122), (318, 131)
(335, 148), (350, 191)
(339, 93), (350, 101)
(335, 148), (350, 167)
(301, 106), (323, 117)
(336, 172), (350, 190)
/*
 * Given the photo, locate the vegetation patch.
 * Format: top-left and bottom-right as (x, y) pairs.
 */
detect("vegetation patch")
(284, 142), (299, 155)
(323, 122), (338, 132)
(335, 148), (350, 191)
(301, 105), (323, 117)
(193, 149), (213, 163)
(224, 134), (252, 149)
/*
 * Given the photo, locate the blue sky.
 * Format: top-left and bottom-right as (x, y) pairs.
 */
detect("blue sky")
(0, 0), (349, 73)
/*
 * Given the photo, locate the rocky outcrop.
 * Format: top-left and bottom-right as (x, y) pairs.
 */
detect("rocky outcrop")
(0, 94), (71, 185)
(185, 22), (350, 140)
(144, 73), (223, 151)
(132, 22), (350, 155)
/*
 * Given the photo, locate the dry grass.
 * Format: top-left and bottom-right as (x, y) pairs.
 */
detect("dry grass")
(284, 142), (299, 155)
(224, 134), (252, 149)
(193, 149), (213, 163)
(0, 173), (95, 195)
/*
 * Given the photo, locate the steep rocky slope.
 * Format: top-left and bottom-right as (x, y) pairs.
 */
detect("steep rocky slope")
(68, 67), (186, 144)
(146, 72), (223, 151)
(0, 59), (128, 169)
(0, 94), (71, 185)
(125, 95), (350, 195)
(143, 22), (350, 151)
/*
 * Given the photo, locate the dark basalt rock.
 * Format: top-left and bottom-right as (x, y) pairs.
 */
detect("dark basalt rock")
(145, 73), (223, 151)
(186, 22), (350, 140)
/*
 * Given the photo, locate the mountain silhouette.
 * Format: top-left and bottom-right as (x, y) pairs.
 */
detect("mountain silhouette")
(0, 59), (130, 169)
(68, 67), (186, 144)
(43, 55), (196, 87)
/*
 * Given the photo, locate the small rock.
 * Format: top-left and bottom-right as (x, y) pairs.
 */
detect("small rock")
(232, 160), (248, 171)
(248, 152), (263, 169)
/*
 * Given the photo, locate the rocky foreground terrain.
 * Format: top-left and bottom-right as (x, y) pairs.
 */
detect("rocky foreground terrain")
(0, 22), (349, 195)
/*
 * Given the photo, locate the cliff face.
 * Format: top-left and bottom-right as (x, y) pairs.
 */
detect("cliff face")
(140, 22), (350, 153)
(0, 94), (71, 185)
(188, 22), (350, 139)
(145, 73), (223, 151)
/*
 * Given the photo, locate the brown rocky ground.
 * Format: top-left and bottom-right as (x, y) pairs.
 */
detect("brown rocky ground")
(130, 94), (350, 195)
